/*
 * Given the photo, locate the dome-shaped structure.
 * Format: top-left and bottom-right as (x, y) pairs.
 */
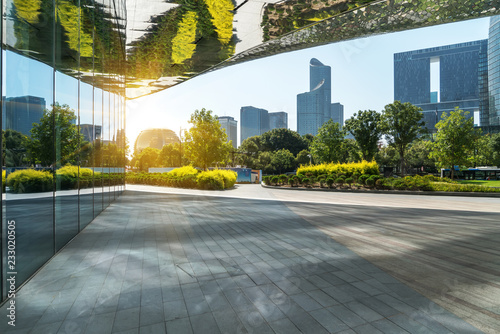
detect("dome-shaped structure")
(134, 128), (180, 153)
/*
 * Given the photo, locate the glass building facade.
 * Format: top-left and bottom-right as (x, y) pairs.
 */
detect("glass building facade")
(217, 116), (238, 149)
(0, 0), (126, 301)
(488, 16), (500, 126)
(240, 106), (269, 143)
(268, 112), (288, 131)
(394, 40), (488, 131)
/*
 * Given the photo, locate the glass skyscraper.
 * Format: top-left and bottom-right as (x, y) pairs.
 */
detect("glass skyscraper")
(297, 58), (343, 135)
(218, 116), (238, 149)
(240, 106), (269, 143)
(488, 16), (500, 126)
(269, 112), (288, 130)
(394, 40), (488, 131)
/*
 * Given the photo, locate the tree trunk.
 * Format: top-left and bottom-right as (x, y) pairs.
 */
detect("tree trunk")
(399, 150), (405, 177)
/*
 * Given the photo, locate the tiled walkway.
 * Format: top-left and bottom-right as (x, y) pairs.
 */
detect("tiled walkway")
(1, 185), (498, 333)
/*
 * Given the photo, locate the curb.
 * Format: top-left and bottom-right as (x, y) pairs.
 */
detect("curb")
(260, 183), (500, 198)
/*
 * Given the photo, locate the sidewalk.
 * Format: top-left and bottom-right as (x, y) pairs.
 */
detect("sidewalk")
(0, 185), (494, 333)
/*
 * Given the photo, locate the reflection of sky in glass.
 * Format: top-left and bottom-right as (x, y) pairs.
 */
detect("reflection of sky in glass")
(80, 82), (94, 125)
(5, 51), (53, 105)
(55, 71), (78, 110)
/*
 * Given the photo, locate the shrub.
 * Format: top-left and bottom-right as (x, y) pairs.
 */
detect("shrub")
(209, 170), (237, 189)
(197, 171), (224, 190)
(278, 174), (288, 185)
(335, 177), (344, 187)
(297, 160), (379, 178)
(358, 174), (370, 185)
(7, 169), (53, 193)
(302, 177), (310, 187)
(326, 177), (334, 188)
(2, 170), (6, 192)
(263, 176), (271, 185)
(288, 176), (295, 187)
(366, 175), (380, 188)
(271, 175), (280, 186)
(345, 177), (353, 188)
(55, 165), (96, 190)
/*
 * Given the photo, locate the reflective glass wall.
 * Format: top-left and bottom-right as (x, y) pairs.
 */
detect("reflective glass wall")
(0, 0), (126, 301)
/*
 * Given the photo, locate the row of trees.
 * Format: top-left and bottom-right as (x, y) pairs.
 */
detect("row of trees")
(132, 102), (500, 176)
(3, 104), (127, 168)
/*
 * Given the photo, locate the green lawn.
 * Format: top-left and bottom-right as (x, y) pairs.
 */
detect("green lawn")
(457, 180), (500, 187)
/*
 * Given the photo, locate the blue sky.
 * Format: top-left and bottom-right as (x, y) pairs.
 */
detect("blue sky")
(127, 17), (490, 147)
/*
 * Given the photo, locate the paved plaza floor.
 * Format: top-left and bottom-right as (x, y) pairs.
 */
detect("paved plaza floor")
(1, 184), (499, 333)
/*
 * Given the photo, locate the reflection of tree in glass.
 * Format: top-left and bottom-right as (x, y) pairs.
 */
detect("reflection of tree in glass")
(29, 103), (85, 167)
(171, 11), (199, 64)
(56, 0), (93, 57)
(13, 0), (42, 24)
(2, 129), (30, 167)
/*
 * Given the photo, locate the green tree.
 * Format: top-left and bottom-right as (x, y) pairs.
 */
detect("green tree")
(260, 128), (308, 156)
(302, 133), (314, 149)
(491, 133), (500, 166)
(430, 107), (477, 179)
(135, 147), (160, 172)
(184, 108), (231, 170)
(270, 149), (296, 174)
(407, 139), (437, 173)
(469, 133), (494, 167)
(237, 135), (263, 168)
(338, 138), (361, 163)
(310, 119), (345, 164)
(29, 103), (85, 167)
(159, 142), (183, 167)
(344, 110), (382, 161)
(375, 144), (399, 167)
(381, 101), (425, 176)
(296, 149), (311, 166)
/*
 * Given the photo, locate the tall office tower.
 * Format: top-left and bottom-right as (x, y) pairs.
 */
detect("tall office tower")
(297, 58), (334, 135)
(3, 95), (46, 135)
(394, 40), (488, 132)
(240, 106), (269, 142)
(488, 16), (500, 127)
(269, 112), (288, 130)
(331, 103), (344, 128)
(80, 124), (102, 143)
(218, 116), (238, 148)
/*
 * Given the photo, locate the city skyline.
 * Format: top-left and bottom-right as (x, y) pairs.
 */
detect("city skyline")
(127, 17), (490, 148)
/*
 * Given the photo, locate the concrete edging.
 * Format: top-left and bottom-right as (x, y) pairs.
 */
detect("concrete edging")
(260, 182), (500, 198)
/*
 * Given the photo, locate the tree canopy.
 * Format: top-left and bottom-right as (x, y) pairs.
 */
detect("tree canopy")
(431, 107), (477, 179)
(184, 108), (231, 170)
(260, 128), (308, 156)
(381, 101), (425, 176)
(344, 110), (382, 161)
(29, 103), (85, 167)
(310, 119), (346, 164)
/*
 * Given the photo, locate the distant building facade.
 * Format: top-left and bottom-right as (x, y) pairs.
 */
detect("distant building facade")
(330, 103), (344, 129)
(218, 116), (238, 148)
(488, 16), (500, 127)
(80, 124), (102, 143)
(269, 112), (288, 130)
(394, 40), (488, 132)
(297, 58), (344, 135)
(240, 106), (269, 142)
(2, 95), (46, 135)
(134, 128), (180, 153)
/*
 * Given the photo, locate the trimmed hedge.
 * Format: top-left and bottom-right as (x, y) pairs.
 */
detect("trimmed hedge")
(297, 161), (379, 178)
(125, 167), (237, 190)
(7, 169), (53, 193)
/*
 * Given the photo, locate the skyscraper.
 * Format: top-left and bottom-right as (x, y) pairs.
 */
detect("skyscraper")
(269, 112), (288, 130)
(331, 103), (344, 129)
(297, 58), (343, 135)
(218, 116), (238, 148)
(488, 16), (500, 127)
(394, 40), (488, 131)
(3, 95), (46, 135)
(240, 106), (269, 143)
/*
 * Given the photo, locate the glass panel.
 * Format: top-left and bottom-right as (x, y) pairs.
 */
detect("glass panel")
(93, 88), (103, 217)
(3, 48), (55, 294)
(54, 71), (80, 251)
(80, 82), (94, 229)
(102, 91), (110, 208)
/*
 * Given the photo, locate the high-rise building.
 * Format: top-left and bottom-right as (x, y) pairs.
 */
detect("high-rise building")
(488, 16), (500, 127)
(269, 112), (288, 130)
(218, 116), (238, 148)
(80, 124), (102, 143)
(297, 58), (344, 135)
(394, 40), (488, 132)
(3, 95), (46, 135)
(240, 106), (269, 142)
(134, 128), (180, 153)
(331, 103), (344, 128)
